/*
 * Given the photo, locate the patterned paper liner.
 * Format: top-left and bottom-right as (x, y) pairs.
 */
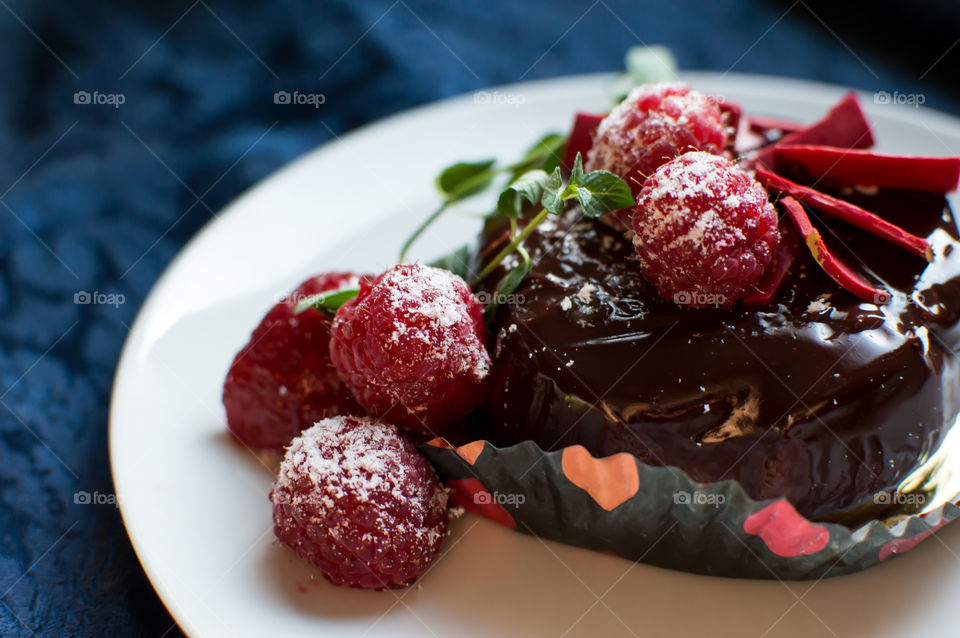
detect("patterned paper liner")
(421, 437), (960, 580)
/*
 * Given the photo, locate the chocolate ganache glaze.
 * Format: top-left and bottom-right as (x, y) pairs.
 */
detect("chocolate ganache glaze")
(475, 185), (960, 522)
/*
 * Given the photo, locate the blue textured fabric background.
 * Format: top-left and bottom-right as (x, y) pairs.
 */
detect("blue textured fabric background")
(0, 1), (957, 635)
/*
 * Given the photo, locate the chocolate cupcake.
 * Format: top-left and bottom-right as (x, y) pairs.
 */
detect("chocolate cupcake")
(476, 183), (960, 523)
(451, 80), (960, 528)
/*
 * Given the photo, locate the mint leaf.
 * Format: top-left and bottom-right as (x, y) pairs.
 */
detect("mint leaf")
(293, 287), (360, 315)
(436, 159), (497, 203)
(569, 152), (586, 185)
(508, 133), (567, 179)
(540, 167), (565, 216)
(405, 138), (568, 261)
(539, 134), (567, 174)
(565, 169), (635, 218)
(427, 244), (473, 281)
(484, 258), (532, 318)
(543, 135), (568, 173)
(625, 45), (677, 84)
(473, 155), (633, 286)
(402, 158), (496, 260)
(497, 169), (551, 218)
(558, 152), (634, 218)
(611, 45), (678, 103)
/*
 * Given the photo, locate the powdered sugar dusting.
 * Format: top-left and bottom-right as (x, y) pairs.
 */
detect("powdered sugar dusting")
(585, 83), (727, 181)
(271, 416), (449, 588)
(638, 153), (744, 258)
(276, 417), (407, 508)
(378, 265), (490, 382)
(644, 152), (734, 206)
(806, 294), (833, 314)
(577, 283), (597, 303)
(329, 264), (492, 431)
(274, 417), (448, 550)
(638, 152), (767, 254)
(631, 150), (780, 306)
(381, 266), (464, 331)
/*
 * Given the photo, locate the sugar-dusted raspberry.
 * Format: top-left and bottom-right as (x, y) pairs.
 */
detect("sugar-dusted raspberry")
(330, 264), (490, 434)
(586, 83), (728, 195)
(270, 416), (448, 590)
(632, 151), (780, 308)
(222, 273), (366, 451)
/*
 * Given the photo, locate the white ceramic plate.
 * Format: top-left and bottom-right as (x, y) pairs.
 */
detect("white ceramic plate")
(110, 72), (960, 638)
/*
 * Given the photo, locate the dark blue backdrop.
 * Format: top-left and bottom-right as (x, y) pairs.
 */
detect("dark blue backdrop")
(0, 1), (957, 635)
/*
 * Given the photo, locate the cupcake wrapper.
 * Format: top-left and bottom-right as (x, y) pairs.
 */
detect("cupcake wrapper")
(421, 438), (960, 580)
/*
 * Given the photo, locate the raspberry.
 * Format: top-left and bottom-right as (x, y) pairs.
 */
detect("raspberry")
(270, 416), (448, 590)
(330, 264), (491, 434)
(632, 151), (780, 308)
(586, 83), (728, 195)
(222, 272), (365, 451)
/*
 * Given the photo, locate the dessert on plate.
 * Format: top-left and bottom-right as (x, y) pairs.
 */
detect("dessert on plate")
(477, 91), (960, 523)
(221, 52), (960, 585)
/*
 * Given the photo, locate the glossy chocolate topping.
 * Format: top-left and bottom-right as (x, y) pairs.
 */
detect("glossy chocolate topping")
(476, 186), (960, 522)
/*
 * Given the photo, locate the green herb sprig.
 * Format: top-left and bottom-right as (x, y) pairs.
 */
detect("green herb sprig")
(293, 287), (360, 315)
(610, 45), (678, 104)
(471, 153), (634, 306)
(398, 133), (566, 261)
(296, 154), (632, 319)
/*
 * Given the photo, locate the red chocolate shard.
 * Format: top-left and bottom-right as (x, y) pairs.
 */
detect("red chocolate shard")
(781, 195), (890, 303)
(562, 111), (605, 169)
(756, 168), (933, 262)
(743, 218), (800, 306)
(756, 92), (874, 169)
(774, 144), (960, 194)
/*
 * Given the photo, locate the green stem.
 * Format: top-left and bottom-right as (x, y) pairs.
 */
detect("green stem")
(511, 217), (531, 266)
(399, 202), (448, 262)
(472, 208), (549, 286)
(399, 169), (505, 262)
(400, 138), (566, 262)
(516, 242), (531, 266)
